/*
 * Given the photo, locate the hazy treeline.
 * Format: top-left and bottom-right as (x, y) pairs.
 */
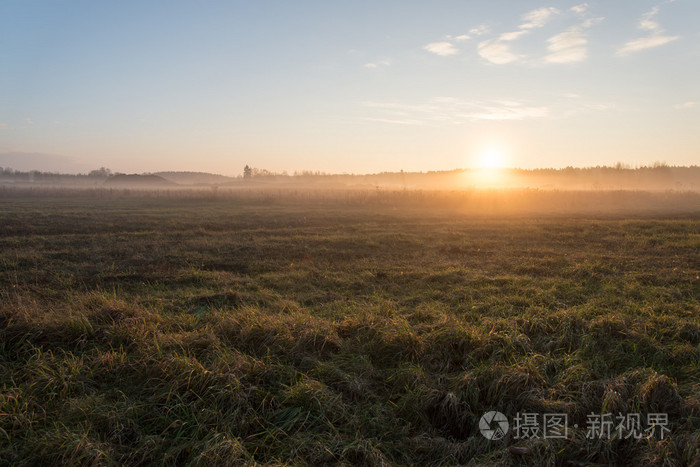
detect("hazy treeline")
(277, 165), (700, 191)
(1, 165), (699, 191)
(0, 166), (114, 186)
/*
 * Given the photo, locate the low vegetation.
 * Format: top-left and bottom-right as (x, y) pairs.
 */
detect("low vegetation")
(1, 189), (698, 465)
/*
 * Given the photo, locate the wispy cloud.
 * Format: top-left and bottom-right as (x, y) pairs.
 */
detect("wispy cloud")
(363, 94), (614, 125)
(617, 5), (679, 55)
(570, 3), (589, 15)
(0, 121), (32, 130)
(471, 101), (550, 120)
(639, 7), (662, 32)
(363, 98), (551, 124)
(363, 117), (425, 126)
(499, 30), (528, 42)
(674, 101), (696, 110)
(520, 7), (560, 29)
(364, 60), (391, 68)
(543, 5), (603, 64)
(424, 33), (472, 56)
(581, 16), (604, 28)
(424, 41), (459, 56)
(545, 28), (587, 63)
(478, 7), (560, 64)
(427, 6), (594, 65)
(618, 35), (678, 55)
(470, 25), (491, 36)
(478, 40), (522, 64)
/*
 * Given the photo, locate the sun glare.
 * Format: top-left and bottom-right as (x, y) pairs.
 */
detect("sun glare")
(466, 144), (511, 188)
(475, 146), (508, 169)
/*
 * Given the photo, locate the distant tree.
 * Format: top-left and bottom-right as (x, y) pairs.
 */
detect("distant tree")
(89, 167), (112, 177)
(243, 165), (252, 179)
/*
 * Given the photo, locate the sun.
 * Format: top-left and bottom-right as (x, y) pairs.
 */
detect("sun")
(475, 146), (508, 169)
(465, 144), (512, 188)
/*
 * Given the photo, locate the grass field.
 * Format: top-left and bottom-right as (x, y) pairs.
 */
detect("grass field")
(1, 189), (699, 465)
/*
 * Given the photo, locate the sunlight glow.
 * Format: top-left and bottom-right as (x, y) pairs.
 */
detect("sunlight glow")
(465, 144), (512, 188)
(474, 146), (508, 169)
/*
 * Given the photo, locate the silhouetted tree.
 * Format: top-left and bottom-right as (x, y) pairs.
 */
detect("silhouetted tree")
(243, 165), (252, 179)
(89, 167), (112, 177)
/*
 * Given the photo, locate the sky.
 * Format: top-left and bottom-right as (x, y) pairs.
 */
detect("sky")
(1, 0), (699, 175)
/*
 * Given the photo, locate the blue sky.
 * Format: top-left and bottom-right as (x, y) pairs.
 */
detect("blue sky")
(1, 0), (699, 175)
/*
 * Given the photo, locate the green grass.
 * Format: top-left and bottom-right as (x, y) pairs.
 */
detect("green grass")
(0, 190), (699, 465)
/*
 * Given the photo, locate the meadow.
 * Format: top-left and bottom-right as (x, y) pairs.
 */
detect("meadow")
(0, 188), (699, 465)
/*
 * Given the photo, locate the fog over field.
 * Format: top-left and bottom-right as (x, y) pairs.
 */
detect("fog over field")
(2, 164), (699, 190)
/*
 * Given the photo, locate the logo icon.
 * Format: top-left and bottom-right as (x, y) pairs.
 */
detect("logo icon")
(480, 411), (509, 440)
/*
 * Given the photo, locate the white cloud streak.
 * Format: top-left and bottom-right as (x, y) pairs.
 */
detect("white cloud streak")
(470, 25), (490, 36)
(674, 101), (696, 110)
(542, 4), (603, 65)
(520, 7), (560, 29)
(618, 35), (678, 55)
(363, 95), (614, 126)
(429, 4), (606, 66)
(618, 5), (679, 55)
(545, 28), (587, 63)
(424, 41), (459, 56)
(478, 40), (522, 64)
(364, 60), (391, 68)
(570, 3), (589, 15)
(639, 7), (662, 32)
(581, 17), (604, 28)
(363, 98), (551, 124)
(478, 6), (560, 64)
(499, 30), (528, 42)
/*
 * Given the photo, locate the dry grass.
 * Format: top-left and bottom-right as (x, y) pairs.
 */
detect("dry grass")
(0, 189), (698, 465)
